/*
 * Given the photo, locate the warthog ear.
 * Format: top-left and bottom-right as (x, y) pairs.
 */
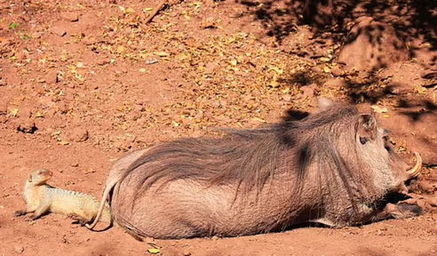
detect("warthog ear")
(318, 97), (334, 111)
(357, 114), (377, 144)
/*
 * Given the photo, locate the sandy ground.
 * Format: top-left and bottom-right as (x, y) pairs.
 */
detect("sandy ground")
(0, 0), (436, 255)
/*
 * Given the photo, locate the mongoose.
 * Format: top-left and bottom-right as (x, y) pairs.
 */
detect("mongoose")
(15, 169), (112, 226)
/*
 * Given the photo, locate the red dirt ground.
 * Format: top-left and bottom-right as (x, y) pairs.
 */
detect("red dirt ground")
(0, 1), (435, 255)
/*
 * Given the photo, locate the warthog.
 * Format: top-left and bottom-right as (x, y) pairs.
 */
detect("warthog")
(89, 99), (422, 239)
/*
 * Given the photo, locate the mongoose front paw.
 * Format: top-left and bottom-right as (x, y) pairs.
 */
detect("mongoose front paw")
(15, 210), (27, 217)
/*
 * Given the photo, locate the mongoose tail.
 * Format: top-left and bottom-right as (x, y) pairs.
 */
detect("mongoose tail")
(86, 149), (148, 230)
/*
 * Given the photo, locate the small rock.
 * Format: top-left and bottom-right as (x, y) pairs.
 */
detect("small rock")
(0, 78), (6, 86)
(67, 128), (89, 142)
(301, 85), (315, 98)
(50, 25), (67, 37)
(145, 59), (159, 65)
(427, 197), (437, 207)
(17, 122), (38, 134)
(183, 251), (191, 256)
(282, 94), (291, 102)
(45, 70), (60, 84)
(61, 12), (79, 22)
(14, 245), (24, 254)
(330, 65), (345, 77)
(201, 18), (217, 29)
(97, 58), (111, 65)
(205, 62), (217, 74)
(324, 78), (346, 89)
(386, 85), (410, 95)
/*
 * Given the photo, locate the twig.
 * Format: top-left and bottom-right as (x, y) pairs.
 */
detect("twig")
(145, 1), (167, 24)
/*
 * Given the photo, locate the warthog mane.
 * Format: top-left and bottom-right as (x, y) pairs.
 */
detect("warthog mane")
(121, 104), (363, 204)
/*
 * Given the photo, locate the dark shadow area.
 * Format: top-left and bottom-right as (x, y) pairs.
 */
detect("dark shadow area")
(278, 70), (315, 87)
(383, 192), (411, 204)
(398, 99), (437, 122)
(343, 76), (380, 104)
(234, 2), (435, 116)
(17, 123), (38, 134)
(236, 0), (436, 90)
(237, 0), (436, 48)
(238, 0), (299, 41)
(283, 109), (310, 122)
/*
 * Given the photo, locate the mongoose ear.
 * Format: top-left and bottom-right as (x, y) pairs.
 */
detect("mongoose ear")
(28, 176), (32, 183)
(318, 97), (334, 111)
(357, 114), (377, 144)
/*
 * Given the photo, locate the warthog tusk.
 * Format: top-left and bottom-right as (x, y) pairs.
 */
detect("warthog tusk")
(407, 152), (422, 178)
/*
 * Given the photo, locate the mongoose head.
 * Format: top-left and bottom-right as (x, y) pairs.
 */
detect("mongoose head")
(28, 169), (53, 185)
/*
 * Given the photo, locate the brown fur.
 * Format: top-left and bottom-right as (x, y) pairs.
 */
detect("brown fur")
(109, 100), (418, 239)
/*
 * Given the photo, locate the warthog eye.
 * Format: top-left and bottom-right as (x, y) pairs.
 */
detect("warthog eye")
(360, 137), (368, 144)
(383, 136), (394, 152)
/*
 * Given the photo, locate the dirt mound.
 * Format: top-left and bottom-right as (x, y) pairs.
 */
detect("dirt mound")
(338, 16), (409, 72)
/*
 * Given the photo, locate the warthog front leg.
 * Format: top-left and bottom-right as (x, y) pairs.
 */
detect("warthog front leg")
(373, 202), (422, 222)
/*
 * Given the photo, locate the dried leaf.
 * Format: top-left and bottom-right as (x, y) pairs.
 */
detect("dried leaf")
(371, 105), (388, 113)
(116, 46), (126, 54)
(19, 33), (31, 40)
(415, 86), (427, 94)
(125, 7), (135, 14)
(323, 66), (331, 73)
(147, 248), (160, 254)
(118, 5), (126, 12)
(35, 111), (45, 118)
(9, 108), (19, 117)
(154, 51), (169, 57)
(8, 22), (18, 30)
(269, 65), (283, 75)
(269, 80), (280, 88)
(253, 117), (266, 123)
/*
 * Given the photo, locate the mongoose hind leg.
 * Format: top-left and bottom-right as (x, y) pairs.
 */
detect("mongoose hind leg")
(69, 214), (91, 226)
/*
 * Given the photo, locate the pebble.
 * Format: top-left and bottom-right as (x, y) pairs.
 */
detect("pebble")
(61, 12), (79, 22)
(14, 245), (24, 254)
(50, 25), (67, 37)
